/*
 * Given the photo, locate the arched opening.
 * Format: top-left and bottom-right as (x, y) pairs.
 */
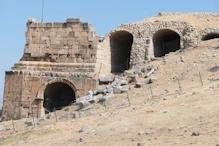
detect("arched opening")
(110, 31), (133, 73)
(153, 29), (180, 57)
(43, 82), (76, 112)
(202, 33), (219, 41)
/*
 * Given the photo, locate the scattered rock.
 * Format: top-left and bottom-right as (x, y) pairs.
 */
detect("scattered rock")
(130, 75), (138, 82)
(25, 119), (35, 126)
(99, 75), (112, 84)
(148, 78), (157, 84)
(99, 94), (115, 104)
(72, 112), (80, 119)
(145, 68), (155, 78)
(47, 112), (55, 119)
(138, 131), (145, 135)
(137, 142), (145, 146)
(87, 90), (93, 96)
(79, 100), (90, 109)
(180, 56), (185, 62)
(145, 131), (151, 135)
(0, 125), (5, 131)
(37, 118), (45, 125)
(192, 130), (200, 136)
(135, 83), (143, 88)
(106, 85), (114, 93)
(113, 86), (122, 94)
(120, 80), (128, 86)
(79, 126), (89, 133)
(134, 69), (143, 76)
(79, 137), (83, 142)
(209, 66), (219, 72)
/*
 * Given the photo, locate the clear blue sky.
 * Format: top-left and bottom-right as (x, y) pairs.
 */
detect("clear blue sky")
(0, 0), (218, 108)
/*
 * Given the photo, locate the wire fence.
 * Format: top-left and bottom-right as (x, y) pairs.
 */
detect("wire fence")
(2, 63), (219, 132)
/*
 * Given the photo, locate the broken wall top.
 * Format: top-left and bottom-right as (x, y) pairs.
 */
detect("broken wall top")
(22, 18), (98, 63)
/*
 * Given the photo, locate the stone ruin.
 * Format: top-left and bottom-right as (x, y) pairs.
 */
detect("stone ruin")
(2, 12), (219, 121)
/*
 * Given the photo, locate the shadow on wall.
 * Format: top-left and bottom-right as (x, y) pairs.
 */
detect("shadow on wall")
(202, 33), (219, 41)
(153, 29), (180, 57)
(110, 31), (133, 73)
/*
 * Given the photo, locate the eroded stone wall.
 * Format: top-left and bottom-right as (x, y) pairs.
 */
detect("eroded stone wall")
(21, 18), (98, 63)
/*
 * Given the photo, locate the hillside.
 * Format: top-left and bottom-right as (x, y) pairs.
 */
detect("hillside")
(0, 39), (219, 146)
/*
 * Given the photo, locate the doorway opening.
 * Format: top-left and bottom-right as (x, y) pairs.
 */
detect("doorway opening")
(110, 31), (133, 73)
(153, 29), (180, 57)
(43, 82), (75, 112)
(202, 33), (219, 41)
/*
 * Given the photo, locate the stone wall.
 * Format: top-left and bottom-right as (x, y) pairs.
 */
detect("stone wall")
(97, 13), (219, 75)
(21, 18), (98, 63)
(2, 67), (97, 121)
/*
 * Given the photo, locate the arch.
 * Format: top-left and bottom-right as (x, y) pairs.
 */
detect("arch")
(43, 82), (75, 112)
(110, 31), (134, 73)
(36, 78), (78, 113)
(153, 29), (180, 57)
(202, 33), (219, 41)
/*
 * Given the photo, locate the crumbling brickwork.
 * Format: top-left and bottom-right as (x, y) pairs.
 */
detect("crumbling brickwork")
(96, 12), (219, 75)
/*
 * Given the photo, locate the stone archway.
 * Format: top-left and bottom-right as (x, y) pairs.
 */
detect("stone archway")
(110, 31), (134, 73)
(36, 78), (78, 114)
(43, 82), (76, 112)
(153, 29), (180, 57)
(202, 33), (219, 41)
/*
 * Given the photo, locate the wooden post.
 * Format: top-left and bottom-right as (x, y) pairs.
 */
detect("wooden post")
(127, 91), (131, 106)
(199, 72), (203, 86)
(150, 84), (154, 100)
(54, 108), (57, 122)
(31, 109), (35, 128)
(11, 119), (15, 132)
(177, 77), (182, 92)
(78, 109), (81, 118)
(104, 101), (107, 111)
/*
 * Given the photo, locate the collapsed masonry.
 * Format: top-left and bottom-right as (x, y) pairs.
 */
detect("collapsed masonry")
(2, 12), (219, 121)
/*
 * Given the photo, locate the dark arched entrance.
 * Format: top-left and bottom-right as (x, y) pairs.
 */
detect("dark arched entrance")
(153, 29), (180, 57)
(43, 82), (76, 112)
(202, 33), (219, 41)
(110, 31), (133, 73)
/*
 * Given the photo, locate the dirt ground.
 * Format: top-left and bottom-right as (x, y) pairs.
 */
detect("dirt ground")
(0, 39), (219, 146)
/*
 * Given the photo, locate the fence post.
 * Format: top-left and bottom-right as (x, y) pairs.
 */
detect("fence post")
(104, 101), (107, 111)
(54, 108), (57, 122)
(11, 119), (16, 132)
(127, 91), (131, 106)
(31, 109), (35, 128)
(150, 84), (154, 100)
(199, 72), (203, 86)
(176, 77), (182, 93)
(78, 109), (81, 118)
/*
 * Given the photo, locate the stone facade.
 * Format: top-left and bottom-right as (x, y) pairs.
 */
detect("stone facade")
(2, 19), (98, 121)
(2, 12), (219, 121)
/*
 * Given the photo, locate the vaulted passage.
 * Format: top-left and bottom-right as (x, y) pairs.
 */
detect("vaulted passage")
(153, 29), (180, 57)
(110, 31), (133, 73)
(43, 82), (75, 112)
(202, 33), (219, 41)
